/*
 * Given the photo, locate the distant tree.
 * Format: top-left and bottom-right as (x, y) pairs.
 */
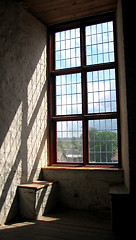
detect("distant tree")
(57, 137), (82, 154)
(89, 128), (117, 162)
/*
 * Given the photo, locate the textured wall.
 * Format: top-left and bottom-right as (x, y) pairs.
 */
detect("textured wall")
(116, 0), (129, 191)
(42, 168), (124, 216)
(122, 1), (136, 197)
(0, 0), (47, 224)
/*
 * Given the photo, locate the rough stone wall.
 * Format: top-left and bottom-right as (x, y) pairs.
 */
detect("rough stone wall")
(0, 0), (47, 224)
(42, 168), (124, 216)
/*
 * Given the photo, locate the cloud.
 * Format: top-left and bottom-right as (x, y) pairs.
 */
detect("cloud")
(86, 21), (114, 65)
(55, 28), (81, 69)
(56, 73), (82, 115)
(57, 120), (82, 138)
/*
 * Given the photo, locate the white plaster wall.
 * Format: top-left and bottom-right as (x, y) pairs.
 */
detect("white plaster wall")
(0, 0), (47, 224)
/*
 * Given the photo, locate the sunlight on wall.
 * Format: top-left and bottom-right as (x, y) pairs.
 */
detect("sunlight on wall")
(0, 103), (22, 195)
(27, 46), (47, 125)
(0, 0), (48, 225)
(27, 45), (47, 181)
(27, 92), (47, 180)
(0, 45), (47, 223)
(0, 103), (22, 223)
(35, 185), (52, 217)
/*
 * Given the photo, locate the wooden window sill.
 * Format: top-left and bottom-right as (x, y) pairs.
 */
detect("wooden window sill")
(42, 165), (123, 171)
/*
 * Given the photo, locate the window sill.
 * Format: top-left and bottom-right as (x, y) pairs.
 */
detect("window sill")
(42, 165), (123, 171)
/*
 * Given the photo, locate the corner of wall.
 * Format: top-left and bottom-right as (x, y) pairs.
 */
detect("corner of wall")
(116, 0), (130, 191)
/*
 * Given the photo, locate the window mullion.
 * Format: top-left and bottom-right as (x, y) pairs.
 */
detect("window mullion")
(80, 26), (88, 165)
(49, 32), (56, 164)
(80, 26), (86, 67)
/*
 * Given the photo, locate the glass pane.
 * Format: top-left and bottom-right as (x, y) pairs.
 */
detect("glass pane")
(86, 21), (115, 65)
(87, 69), (117, 113)
(57, 121), (83, 163)
(89, 119), (118, 163)
(55, 28), (81, 69)
(56, 73), (82, 115)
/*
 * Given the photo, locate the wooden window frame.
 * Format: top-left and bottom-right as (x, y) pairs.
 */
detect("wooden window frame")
(48, 13), (121, 167)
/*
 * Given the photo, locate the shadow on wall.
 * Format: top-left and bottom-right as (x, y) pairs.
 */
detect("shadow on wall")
(0, 1), (48, 224)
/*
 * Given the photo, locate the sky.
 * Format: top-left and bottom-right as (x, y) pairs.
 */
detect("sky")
(55, 21), (114, 69)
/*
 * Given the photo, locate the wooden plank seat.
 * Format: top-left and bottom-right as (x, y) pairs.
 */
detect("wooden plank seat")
(18, 181), (59, 220)
(19, 181), (53, 190)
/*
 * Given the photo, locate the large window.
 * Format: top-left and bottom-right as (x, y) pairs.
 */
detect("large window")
(49, 14), (120, 166)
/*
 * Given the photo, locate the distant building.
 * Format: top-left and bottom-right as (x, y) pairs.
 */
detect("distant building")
(65, 154), (83, 163)
(57, 152), (67, 162)
(57, 149), (83, 163)
(111, 149), (118, 163)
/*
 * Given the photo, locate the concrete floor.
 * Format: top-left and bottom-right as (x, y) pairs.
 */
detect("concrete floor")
(0, 209), (120, 240)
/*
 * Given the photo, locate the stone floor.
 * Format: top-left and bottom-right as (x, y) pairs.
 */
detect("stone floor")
(0, 209), (120, 240)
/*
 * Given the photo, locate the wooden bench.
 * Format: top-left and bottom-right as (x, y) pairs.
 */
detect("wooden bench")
(18, 181), (59, 220)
